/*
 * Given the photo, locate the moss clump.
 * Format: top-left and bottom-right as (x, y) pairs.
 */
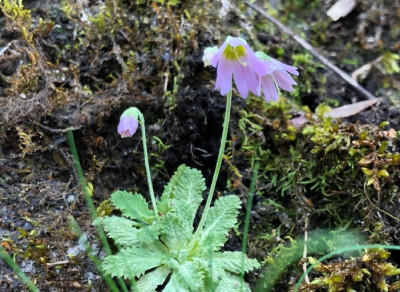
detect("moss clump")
(228, 96), (400, 290)
(301, 249), (400, 292)
(234, 97), (400, 225)
(0, 0), (32, 41)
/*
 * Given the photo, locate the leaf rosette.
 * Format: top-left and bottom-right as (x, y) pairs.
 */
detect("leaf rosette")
(96, 165), (259, 291)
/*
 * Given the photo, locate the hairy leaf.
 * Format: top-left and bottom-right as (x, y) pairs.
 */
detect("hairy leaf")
(170, 258), (205, 291)
(111, 191), (154, 224)
(158, 165), (205, 223)
(102, 247), (165, 279)
(135, 265), (171, 292)
(214, 274), (251, 292)
(102, 216), (139, 246)
(159, 212), (192, 250)
(200, 195), (241, 253)
(136, 225), (158, 244)
(212, 251), (260, 274)
(163, 273), (188, 292)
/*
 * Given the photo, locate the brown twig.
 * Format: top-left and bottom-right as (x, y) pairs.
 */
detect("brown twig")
(31, 121), (81, 133)
(46, 260), (70, 267)
(245, 1), (377, 101)
(302, 216), (310, 284)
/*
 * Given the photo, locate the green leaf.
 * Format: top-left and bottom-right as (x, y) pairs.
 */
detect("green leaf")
(172, 259), (205, 291)
(158, 165), (205, 223)
(163, 273), (188, 292)
(214, 274), (251, 292)
(136, 225), (158, 244)
(159, 212), (192, 250)
(111, 191), (154, 224)
(164, 259), (205, 292)
(204, 252), (259, 285)
(102, 247), (165, 279)
(200, 195), (241, 253)
(212, 251), (260, 274)
(134, 265), (171, 292)
(102, 216), (139, 246)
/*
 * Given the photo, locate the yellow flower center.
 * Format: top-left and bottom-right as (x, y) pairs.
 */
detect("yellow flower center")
(223, 45), (247, 65)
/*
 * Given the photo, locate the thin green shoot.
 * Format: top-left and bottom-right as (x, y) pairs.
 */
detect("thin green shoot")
(66, 128), (131, 292)
(68, 217), (121, 292)
(138, 112), (159, 218)
(240, 160), (260, 289)
(255, 230), (365, 291)
(0, 244), (39, 292)
(190, 89), (232, 248)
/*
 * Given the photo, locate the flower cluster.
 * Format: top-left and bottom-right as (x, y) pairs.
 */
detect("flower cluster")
(203, 36), (299, 101)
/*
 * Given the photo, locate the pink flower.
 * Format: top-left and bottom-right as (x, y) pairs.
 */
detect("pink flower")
(207, 36), (268, 98)
(117, 107), (140, 138)
(256, 52), (299, 102)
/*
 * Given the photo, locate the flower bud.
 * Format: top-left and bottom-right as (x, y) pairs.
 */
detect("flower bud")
(117, 107), (140, 138)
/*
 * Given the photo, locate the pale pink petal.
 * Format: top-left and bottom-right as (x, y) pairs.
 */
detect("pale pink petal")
(210, 38), (229, 67)
(244, 48), (268, 76)
(261, 76), (278, 102)
(273, 70), (297, 92)
(242, 64), (260, 97)
(226, 38), (267, 76)
(216, 59), (233, 95)
(226, 36), (247, 47)
(118, 116), (138, 138)
(263, 59), (283, 75)
(117, 119), (126, 134)
(271, 58), (299, 76)
(210, 51), (223, 68)
(231, 60), (260, 98)
(281, 63), (299, 76)
(232, 63), (251, 98)
(208, 36), (299, 99)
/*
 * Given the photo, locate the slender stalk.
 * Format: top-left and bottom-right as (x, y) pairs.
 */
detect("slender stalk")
(0, 245), (40, 292)
(67, 129), (129, 292)
(293, 244), (400, 292)
(67, 129), (112, 254)
(138, 113), (159, 218)
(69, 217), (121, 292)
(191, 90), (232, 246)
(240, 161), (259, 287)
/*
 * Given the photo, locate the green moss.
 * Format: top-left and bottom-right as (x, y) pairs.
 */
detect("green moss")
(150, 136), (171, 178)
(0, 0), (32, 41)
(233, 96), (400, 235)
(303, 249), (400, 292)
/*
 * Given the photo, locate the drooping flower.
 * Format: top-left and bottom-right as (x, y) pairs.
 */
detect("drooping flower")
(206, 36), (268, 99)
(117, 107), (140, 138)
(256, 51), (299, 102)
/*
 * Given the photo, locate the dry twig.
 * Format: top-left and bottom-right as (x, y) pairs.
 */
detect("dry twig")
(245, 1), (377, 101)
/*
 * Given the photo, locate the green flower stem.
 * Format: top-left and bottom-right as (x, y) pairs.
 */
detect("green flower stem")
(0, 245), (39, 292)
(293, 244), (400, 292)
(67, 129), (112, 254)
(67, 129), (129, 292)
(240, 160), (259, 286)
(138, 113), (159, 218)
(191, 90), (232, 246)
(69, 217), (121, 292)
